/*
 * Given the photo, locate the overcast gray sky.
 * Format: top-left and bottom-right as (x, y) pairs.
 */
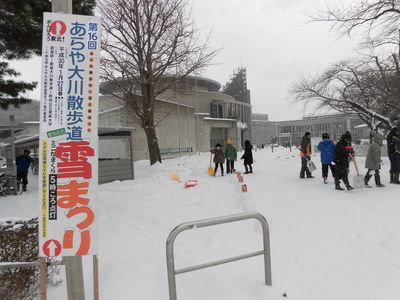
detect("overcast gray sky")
(191, 0), (361, 120)
(12, 0), (361, 121)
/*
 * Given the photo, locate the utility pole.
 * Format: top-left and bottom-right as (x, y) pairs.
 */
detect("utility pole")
(52, 0), (73, 13)
(51, 1), (86, 300)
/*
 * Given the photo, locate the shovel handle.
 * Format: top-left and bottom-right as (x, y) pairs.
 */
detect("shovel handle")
(352, 154), (360, 176)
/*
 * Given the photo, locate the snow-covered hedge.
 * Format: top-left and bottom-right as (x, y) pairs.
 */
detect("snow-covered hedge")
(0, 218), (39, 299)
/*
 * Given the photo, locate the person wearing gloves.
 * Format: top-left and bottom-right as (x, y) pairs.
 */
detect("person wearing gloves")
(210, 143), (225, 176)
(317, 133), (336, 184)
(299, 132), (314, 178)
(224, 137), (237, 174)
(364, 133), (385, 188)
(334, 131), (354, 191)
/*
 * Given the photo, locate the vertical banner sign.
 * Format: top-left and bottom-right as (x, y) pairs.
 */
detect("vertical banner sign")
(39, 13), (101, 257)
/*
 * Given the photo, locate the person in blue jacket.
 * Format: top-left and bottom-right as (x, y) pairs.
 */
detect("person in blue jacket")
(317, 133), (336, 184)
(16, 149), (33, 192)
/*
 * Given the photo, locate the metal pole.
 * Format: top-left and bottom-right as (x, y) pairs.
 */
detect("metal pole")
(93, 255), (99, 300)
(52, 0), (73, 13)
(177, 78), (181, 157)
(10, 129), (17, 195)
(195, 77), (200, 154)
(187, 77), (191, 156)
(51, 1), (85, 300)
(63, 256), (85, 300)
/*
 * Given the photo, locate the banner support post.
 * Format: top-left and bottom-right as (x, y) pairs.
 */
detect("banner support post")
(39, 257), (47, 300)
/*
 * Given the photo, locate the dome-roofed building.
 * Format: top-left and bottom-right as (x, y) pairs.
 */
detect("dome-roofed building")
(99, 72), (252, 161)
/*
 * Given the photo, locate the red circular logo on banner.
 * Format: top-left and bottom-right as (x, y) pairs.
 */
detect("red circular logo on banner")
(50, 20), (67, 36)
(43, 239), (62, 257)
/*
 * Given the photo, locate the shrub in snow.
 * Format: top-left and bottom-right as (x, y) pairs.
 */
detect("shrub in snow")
(0, 218), (61, 299)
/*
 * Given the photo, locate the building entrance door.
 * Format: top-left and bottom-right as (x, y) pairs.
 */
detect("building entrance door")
(210, 128), (227, 148)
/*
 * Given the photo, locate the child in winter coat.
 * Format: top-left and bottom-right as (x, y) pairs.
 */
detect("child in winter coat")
(364, 133), (385, 188)
(241, 140), (253, 174)
(334, 131), (354, 191)
(210, 143), (225, 176)
(317, 133), (336, 184)
(224, 137), (237, 174)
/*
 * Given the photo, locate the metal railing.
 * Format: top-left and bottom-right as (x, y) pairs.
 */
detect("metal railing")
(166, 212), (272, 300)
(0, 260), (63, 270)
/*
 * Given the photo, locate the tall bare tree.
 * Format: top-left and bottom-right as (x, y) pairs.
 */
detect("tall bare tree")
(99, 0), (216, 165)
(312, 0), (400, 51)
(291, 55), (400, 133)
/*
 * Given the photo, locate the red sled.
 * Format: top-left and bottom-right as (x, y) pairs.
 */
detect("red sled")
(184, 180), (198, 189)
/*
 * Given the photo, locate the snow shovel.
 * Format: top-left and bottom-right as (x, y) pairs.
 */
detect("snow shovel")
(351, 154), (364, 188)
(208, 153), (214, 176)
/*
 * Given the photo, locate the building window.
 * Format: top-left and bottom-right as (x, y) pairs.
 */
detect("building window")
(210, 101), (223, 118)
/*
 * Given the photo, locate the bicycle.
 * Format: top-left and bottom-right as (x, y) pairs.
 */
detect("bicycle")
(0, 173), (17, 196)
(31, 163), (39, 175)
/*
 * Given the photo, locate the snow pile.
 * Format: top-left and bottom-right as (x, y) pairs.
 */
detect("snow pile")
(1, 149), (400, 299)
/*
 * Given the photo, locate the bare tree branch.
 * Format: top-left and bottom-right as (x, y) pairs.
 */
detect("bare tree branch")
(99, 0), (217, 164)
(291, 56), (400, 132)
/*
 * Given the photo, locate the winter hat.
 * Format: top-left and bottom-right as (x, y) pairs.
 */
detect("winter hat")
(226, 137), (233, 145)
(322, 133), (329, 139)
(341, 131), (352, 142)
(215, 143), (222, 148)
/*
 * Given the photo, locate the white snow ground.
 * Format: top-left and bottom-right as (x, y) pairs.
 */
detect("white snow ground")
(1, 147), (400, 300)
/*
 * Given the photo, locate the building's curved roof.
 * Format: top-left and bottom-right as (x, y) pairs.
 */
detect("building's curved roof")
(100, 74), (221, 95)
(183, 75), (221, 92)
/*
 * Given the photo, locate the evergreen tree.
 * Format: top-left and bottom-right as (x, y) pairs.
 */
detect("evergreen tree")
(0, 0), (96, 109)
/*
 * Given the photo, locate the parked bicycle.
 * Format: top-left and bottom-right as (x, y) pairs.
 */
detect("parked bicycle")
(31, 163), (39, 175)
(0, 173), (23, 196)
(0, 173), (14, 196)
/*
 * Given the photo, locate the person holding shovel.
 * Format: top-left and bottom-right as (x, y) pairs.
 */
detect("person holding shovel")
(299, 132), (314, 178)
(333, 131), (354, 191)
(224, 137), (237, 174)
(210, 143), (225, 176)
(364, 133), (385, 188)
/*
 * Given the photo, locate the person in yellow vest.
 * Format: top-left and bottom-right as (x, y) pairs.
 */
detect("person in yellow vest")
(299, 132), (314, 178)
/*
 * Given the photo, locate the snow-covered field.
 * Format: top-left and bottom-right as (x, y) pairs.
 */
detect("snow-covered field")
(1, 147), (400, 300)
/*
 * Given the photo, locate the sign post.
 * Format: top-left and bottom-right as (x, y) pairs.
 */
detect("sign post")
(39, 1), (101, 299)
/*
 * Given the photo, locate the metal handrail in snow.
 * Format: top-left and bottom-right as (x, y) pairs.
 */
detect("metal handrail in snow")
(166, 212), (272, 300)
(0, 260), (64, 270)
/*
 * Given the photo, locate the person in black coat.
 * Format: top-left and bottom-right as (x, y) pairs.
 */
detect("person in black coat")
(333, 131), (354, 191)
(16, 149), (33, 191)
(241, 140), (253, 174)
(387, 126), (400, 184)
